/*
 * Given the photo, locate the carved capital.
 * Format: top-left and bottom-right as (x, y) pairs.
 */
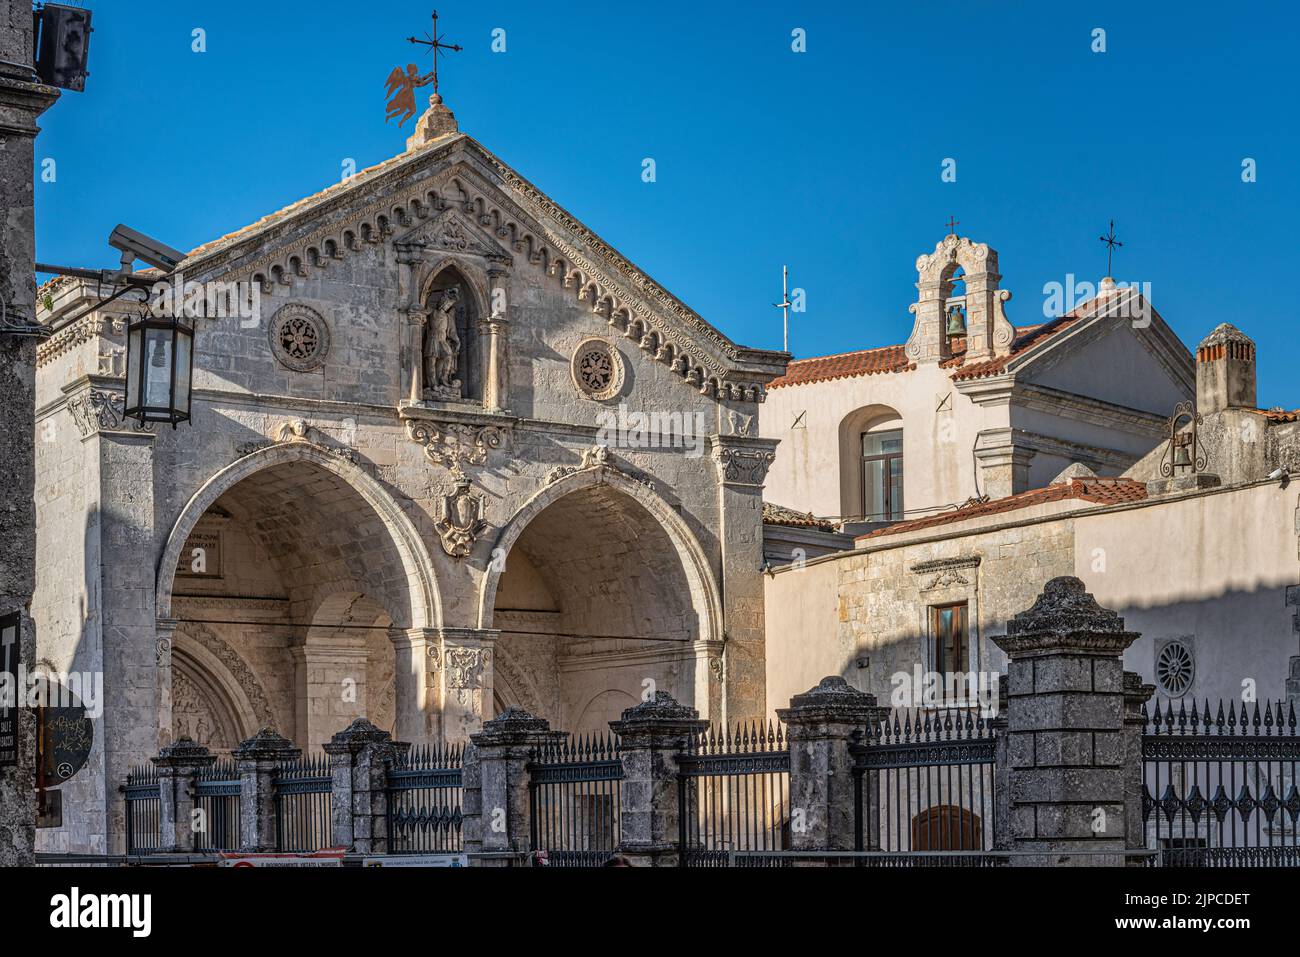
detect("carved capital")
(711, 442), (776, 487)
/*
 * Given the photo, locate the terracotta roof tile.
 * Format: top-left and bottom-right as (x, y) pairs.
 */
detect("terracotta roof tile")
(855, 477), (1148, 541)
(762, 502), (838, 531)
(768, 345), (914, 389)
(1258, 408), (1300, 423)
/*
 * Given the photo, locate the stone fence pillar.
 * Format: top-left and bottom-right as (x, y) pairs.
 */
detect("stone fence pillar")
(609, 692), (707, 867)
(991, 576), (1141, 865)
(152, 738), (215, 853)
(322, 718), (409, 854)
(778, 676), (888, 855)
(1122, 672), (1155, 853)
(234, 729), (300, 853)
(466, 707), (563, 866)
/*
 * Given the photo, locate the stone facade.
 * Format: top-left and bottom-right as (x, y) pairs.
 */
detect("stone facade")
(31, 99), (786, 853)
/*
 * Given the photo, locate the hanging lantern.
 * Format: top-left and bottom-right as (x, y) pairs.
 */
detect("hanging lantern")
(123, 309), (194, 428)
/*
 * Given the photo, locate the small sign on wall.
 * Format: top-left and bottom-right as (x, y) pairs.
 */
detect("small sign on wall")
(0, 612), (19, 768)
(177, 526), (223, 579)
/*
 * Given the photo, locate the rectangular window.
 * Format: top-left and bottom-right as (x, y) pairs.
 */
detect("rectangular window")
(861, 429), (903, 522)
(930, 602), (969, 701)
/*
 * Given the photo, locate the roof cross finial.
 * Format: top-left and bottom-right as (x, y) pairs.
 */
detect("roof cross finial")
(408, 10), (462, 96)
(945, 215), (960, 236)
(1099, 219), (1123, 277)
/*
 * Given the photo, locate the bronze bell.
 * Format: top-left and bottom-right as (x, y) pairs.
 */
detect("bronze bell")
(945, 304), (967, 337)
(1173, 443), (1192, 469)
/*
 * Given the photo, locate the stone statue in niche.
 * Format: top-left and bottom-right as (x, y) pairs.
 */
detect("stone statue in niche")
(423, 286), (463, 400)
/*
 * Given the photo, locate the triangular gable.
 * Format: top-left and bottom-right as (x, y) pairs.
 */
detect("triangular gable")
(174, 133), (786, 403)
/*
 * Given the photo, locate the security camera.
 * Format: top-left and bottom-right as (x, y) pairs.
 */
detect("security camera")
(1269, 467), (1286, 480)
(108, 224), (185, 274)
(1268, 467), (1290, 488)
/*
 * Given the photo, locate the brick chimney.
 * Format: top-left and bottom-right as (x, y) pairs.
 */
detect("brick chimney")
(1195, 323), (1256, 413)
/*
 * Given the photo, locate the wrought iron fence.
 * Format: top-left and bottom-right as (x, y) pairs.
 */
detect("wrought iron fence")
(851, 707), (998, 858)
(1142, 698), (1300, 866)
(528, 733), (622, 867)
(123, 764), (161, 855)
(678, 721), (790, 867)
(274, 752), (333, 852)
(194, 759), (241, 853)
(386, 743), (464, 853)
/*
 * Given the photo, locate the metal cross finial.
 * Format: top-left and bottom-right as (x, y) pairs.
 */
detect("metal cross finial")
(408, 10), (463, 96)
(772, 265), (793, 352)
(945, 216), (959, 235)
(1099, 219), (1123, 277)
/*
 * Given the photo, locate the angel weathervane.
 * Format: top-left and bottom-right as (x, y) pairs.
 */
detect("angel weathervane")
(384, 10), (462, 127)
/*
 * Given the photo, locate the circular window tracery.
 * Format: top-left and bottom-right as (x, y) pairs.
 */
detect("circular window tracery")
(268, 304), (330, 372)
(1155, 640), (1195, 697)
(571, 338), (624, 401)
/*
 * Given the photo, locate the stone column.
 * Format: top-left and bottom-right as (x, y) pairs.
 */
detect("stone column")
(778, 676), (887, 854)
(391, 627), (439, 747)
(481, 266), (510, 412)
(0, 0), (58, 868)
(233, 728), (300, 853)
(322, 717), (408, 854)
(468, 707), (563, 866)
(439, 628), (497, 744)
(991, 576), (1141, 866)
(609, 692), (707, 867)
(96, 425), (159, 852)
(710, 434), (779, 726)
(404, 307), (428, 403)
(1122, 672), (1154, 854)
(152, 738), (215, 853)
(990, 681), (1011, 850)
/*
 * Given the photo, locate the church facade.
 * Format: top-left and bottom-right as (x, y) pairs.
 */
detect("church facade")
(32, 100), (784, 853)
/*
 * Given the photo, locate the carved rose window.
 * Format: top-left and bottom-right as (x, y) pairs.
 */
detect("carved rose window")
(268, 304), (331, 372)
(571, 338), (623, 401)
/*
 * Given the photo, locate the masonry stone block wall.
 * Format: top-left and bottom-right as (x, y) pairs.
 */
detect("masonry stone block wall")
(993, 576), (1144, 865)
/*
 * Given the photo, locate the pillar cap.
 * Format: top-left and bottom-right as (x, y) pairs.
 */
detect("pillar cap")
(471, 706), (558, 748)
(1197, 322), (1253, 351)
(777, 676), (883, 724)
(152, 736), (216, 768)
(234, 727), (301, 762)
(609, 692), (707, 739)
(322, 717), (394, 755)
(993, 576), (1139, 658)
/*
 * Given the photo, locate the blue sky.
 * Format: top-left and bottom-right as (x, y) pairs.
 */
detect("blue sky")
(35, 1), (1298, 407)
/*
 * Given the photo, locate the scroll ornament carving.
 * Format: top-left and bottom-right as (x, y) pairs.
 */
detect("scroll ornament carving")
(993, 288), (1015, 350)
(714, 446), (776, 486)
(67, 388), (154, 437)
(406, 418), (510, 472)
(435, 478), (490, 558)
